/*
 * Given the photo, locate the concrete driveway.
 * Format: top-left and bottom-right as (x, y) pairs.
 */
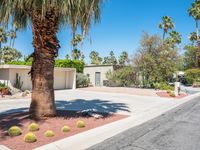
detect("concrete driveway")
(0, 89), (179, 116)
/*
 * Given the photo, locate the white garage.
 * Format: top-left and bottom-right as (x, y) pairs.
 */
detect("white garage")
(0, 65), (76, 91)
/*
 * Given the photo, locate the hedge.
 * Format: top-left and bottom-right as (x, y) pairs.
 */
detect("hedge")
(7, 59), (85, 73)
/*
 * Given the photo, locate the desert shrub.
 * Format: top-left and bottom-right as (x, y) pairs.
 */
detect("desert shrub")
(169, 92), (176, 97)
(106, 66), (137, 87)
(8, 126), (22, 136)
(185, 69), (200, 85)
(76, 73), (90, 88)
(76, 120), (85, 128)
(154, 82), (174, 91)
(28, 123), (39, 131)
(44, 130), (55, 137)
(61, 126), (70, 132)
(24, 133), (37, 143)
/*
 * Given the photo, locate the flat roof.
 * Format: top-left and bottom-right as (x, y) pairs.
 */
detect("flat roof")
(0, 65), (76, 72)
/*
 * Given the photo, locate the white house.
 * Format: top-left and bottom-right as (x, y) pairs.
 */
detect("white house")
(0, 65), (76, 90)
(84, 64), (115, 86)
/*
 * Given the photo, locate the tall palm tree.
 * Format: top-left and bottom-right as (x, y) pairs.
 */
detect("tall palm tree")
(189, 32), (200, 44)
(9, 23), (19, 48)
(0, 27), (8, 64)
(0, 0), (103, 119)
(169, 31), (182, 45)
(0, 27), (8, 49)
(188, 0), (200, 67)
(80, 0), (101, 49)
(159, 16), (175, 40)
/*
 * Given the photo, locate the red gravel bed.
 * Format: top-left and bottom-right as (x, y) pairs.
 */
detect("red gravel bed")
(0, 110), (127, 150)
(156, 92), (188, 99)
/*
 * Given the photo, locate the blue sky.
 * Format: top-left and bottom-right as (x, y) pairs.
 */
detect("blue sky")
(4, 0), (196, 63)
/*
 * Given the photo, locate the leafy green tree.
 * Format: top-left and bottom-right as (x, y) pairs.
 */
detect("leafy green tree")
(89, 51), (102, 64)
(188, 0), (200, 67)
(0, 0), (103, 119)
(0, 46), (22, 63)
(159, 16), (175, 40)
(118, 51), (129, 65)
(183, 45), (197, 69)
(0, 27), (8, 49)
(133, 33), (179, 87)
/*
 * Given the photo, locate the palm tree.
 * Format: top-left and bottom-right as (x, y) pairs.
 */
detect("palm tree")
(188, 0), (200, 43)
(159, 16), (175, 40)
(188, 0), (200, 67)
(189, 32), (200, 44)
(9, 23), (19, 48)
(71, 49), (82, 60)
(80, 0), (101, 49)
(0, 27), (8, 49)
(169, 31), (182, 45)
(0, 0), (103, 119)
(0, 27), (8, 64)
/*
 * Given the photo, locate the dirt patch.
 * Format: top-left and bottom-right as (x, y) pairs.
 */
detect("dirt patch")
(0, 110), (127, 150)
(156, 92), (188, 99)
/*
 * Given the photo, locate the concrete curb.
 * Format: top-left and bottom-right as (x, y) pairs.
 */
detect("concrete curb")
(0, 145), (11, 150)
(34, 92), (200, 150)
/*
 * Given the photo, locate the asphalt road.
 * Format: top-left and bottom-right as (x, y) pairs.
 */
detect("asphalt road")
(88, 96), (200, 150)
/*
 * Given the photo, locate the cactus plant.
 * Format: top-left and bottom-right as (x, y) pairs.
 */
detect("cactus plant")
(14, 73), (23, 90)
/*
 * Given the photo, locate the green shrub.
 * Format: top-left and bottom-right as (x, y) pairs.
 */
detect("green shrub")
(76, 120), (85, 128)
(44, 130), (55, 137)
(8, 126), (22, 136)
(76, 73), (90, 88)
(154, 82), (174, 91)
(24, 133), (37, 143)
(28, 123), (39, 131)
(7, 59), (85, 73)
(55, 59), (84, 73)
(167, 90), (171, 93)
(105, 66), (137, 87)
(61, 126), (70, 132)
(185, 69), (200, 85)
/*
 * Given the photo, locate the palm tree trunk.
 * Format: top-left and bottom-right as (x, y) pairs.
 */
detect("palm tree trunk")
(196, 20), (199, 68)
(12, 38), (15, 48)
(163, 31), (166, 41)
(29, 10), (59, 119)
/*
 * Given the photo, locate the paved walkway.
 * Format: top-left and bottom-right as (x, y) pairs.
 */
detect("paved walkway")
(88, 95), (200, 150)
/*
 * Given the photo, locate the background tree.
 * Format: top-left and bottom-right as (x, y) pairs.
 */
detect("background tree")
(65, 54), (70, 60)
(0, 0), (103, 119)
(0, 46), (22, 63)
(183, 45), (197, 69)
(118, 51), (129, 65)
(159, 16), (175, 40)
(188, 0), (200, 67)
(72, 49), (82, 60)
(0, 27), (8, 49)
(189, 32), (200, 45)
(103, 51), (117, 65)
(89, 51), (102, 64)
(133, 33), (179, 87)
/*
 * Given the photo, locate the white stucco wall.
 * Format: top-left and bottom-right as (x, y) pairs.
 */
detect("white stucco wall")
(0, 65), (76, 90)
(84, 65), (114, 86)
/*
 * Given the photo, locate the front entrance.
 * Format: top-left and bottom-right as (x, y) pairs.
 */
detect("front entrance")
(95, 72), (101, 86)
